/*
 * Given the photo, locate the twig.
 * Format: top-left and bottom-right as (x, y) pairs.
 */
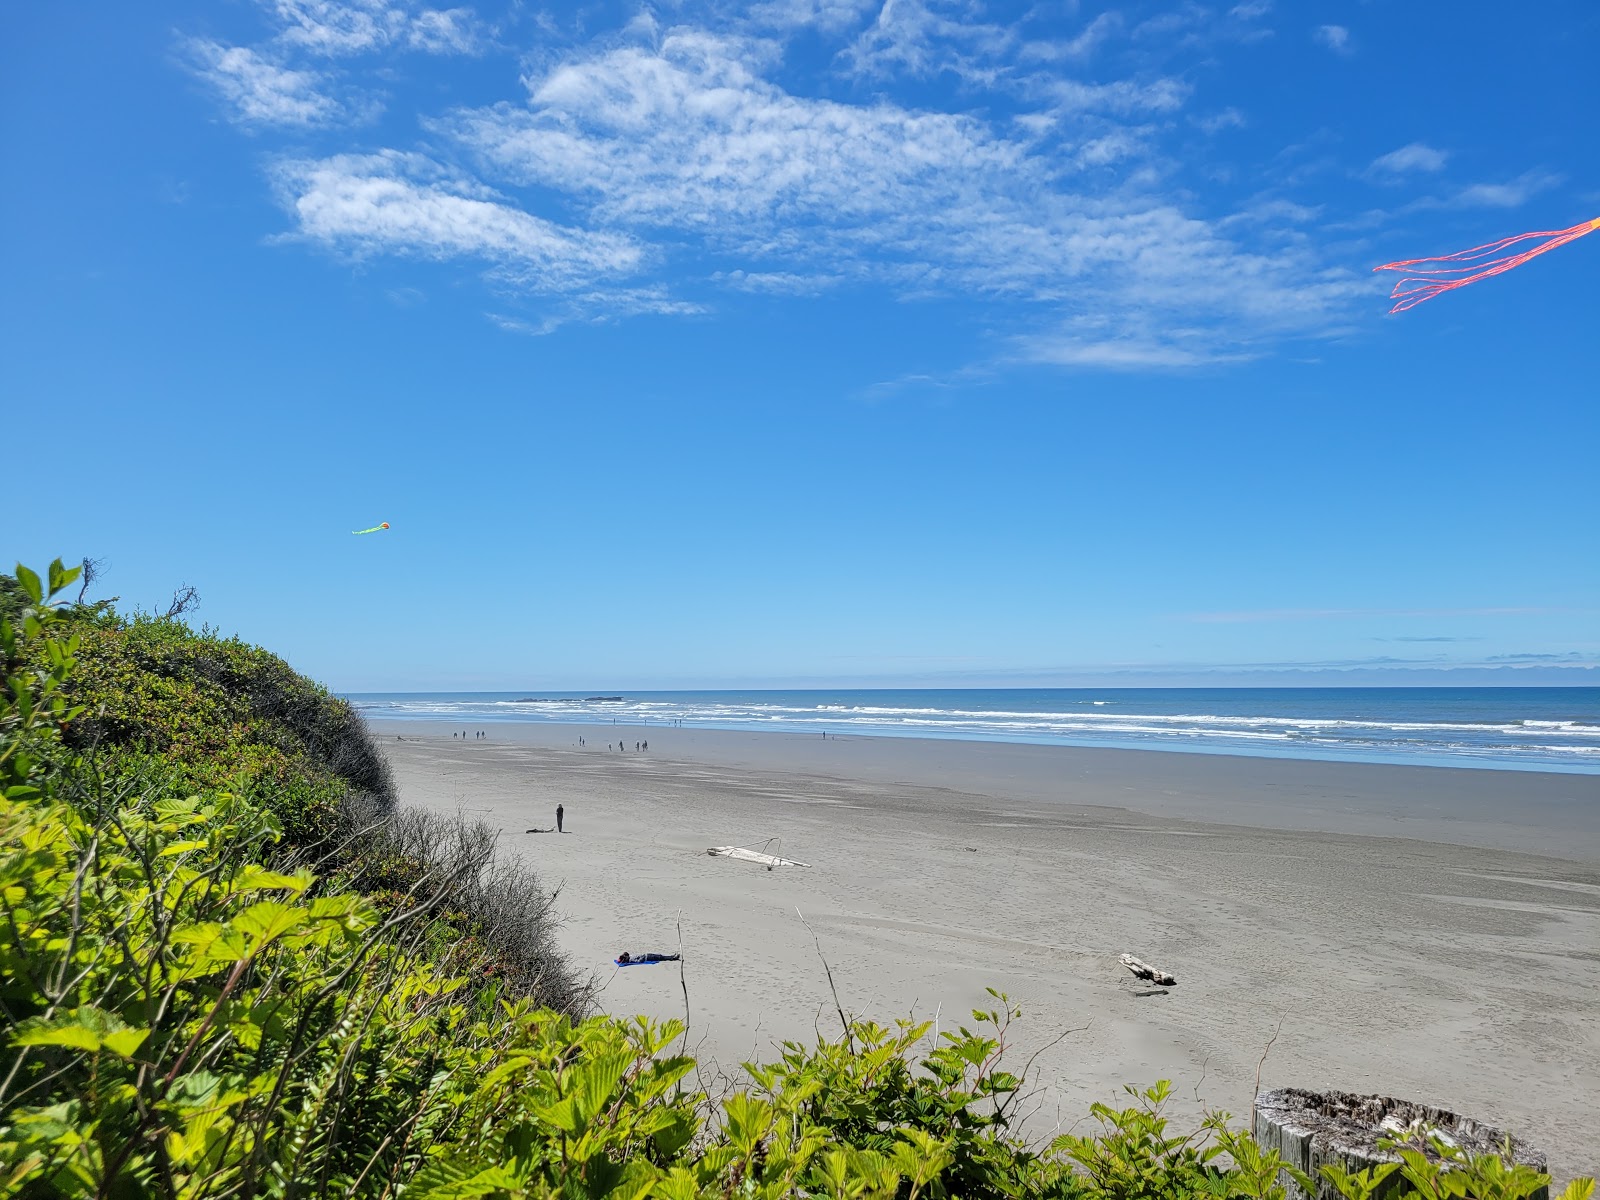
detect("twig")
(1192, 1053), (1211, 1108)
(676, 909), (690, 1053)
(795, 907), (852, 1051)
(1252, 1013), (1286, 1110)
(996, 1019), (1090, 1122)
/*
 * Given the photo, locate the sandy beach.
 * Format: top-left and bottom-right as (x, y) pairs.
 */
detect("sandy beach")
(374, 722), (1600, 1178)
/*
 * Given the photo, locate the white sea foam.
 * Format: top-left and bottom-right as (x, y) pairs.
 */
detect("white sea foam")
(352, 690), (1600, 773)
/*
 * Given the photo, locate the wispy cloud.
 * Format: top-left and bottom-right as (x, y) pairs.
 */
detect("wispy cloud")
(1182, 606), (1572, 623)
(715, 269), (845, 295)
(1372, 635), (1485, 643)
(1370, 142), (1449, 176)
(185, 0), (1559, 365)
(1314, 24), (1351, 54)
(270, 0), (489, 57)
(1446, 169), (1563, 209)
(431, 27), (1358, 362)
(842, 0), (1016, 83)
(272, 152), (642, 287)
(487, 285), (704, 335)
(185, 39), (342, 127)
(747, 0), (876, 35)
(1015, 12), (1122, 64)
(1486, 652), (1587, 662)
(1193, 106), (1246, 134)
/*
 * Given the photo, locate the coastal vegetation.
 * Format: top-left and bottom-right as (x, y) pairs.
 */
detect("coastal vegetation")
(2, 559), (1591, 1200)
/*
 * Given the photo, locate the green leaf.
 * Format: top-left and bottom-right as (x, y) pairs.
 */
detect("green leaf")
(13, 1009), (148, 1058)
(234, 865), (314, 894)
(14, 1024), (103, 1053)
(47, 559), (80, 599)
(232, 900), (311, 950)
(14, 564), (42, 605)
(101, 1028), (150, 1058)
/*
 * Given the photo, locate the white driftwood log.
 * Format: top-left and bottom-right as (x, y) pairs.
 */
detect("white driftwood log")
(706, 846), (811, 868)
(1252, 1089), (1547, 1200)
(1118, 953), (1176, 986)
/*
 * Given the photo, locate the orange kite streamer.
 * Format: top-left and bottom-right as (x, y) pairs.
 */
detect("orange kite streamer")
(1374, 216), (1600, 313)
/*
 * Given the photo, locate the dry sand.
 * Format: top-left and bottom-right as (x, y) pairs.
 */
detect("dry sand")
(374, 722), (1600, 1179)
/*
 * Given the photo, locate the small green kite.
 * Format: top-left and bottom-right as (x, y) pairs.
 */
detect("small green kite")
(352, 522), (390, 535)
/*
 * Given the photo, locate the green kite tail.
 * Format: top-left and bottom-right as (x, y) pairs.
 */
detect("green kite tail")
(352, 523), (390, 535)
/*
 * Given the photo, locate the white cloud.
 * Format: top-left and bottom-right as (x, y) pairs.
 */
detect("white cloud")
(1021, 328), (1247, 369)
(1039, 75), (1189, 116)
(405, 8), (487, 54)
(717, 269), (844, 295)
(1016, 12), (1122, 63)
(271, 0), (487, 56)
(1370, 142), (1448, 175)
(748, 0), (876, 34)
(425, 27), (1360, 361)
(842, 0), (1017, 83)
(186, 39), (340, 126)
(488, 286), (705, 335)
(180, 4), (1383, 366)
(1447, 170), (1562, 209)
(1133, 4), (1211, 40)
(1194, 106), (1245, 134)
(272, 152), (642, 289)
(1314, 24), (1351, 53)
(1230, 1), (1272, 18)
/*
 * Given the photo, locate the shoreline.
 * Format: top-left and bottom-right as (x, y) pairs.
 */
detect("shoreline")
(371, 719), (1600, 860)
(347, 686), (1600, 779)
(374, 720), (1600, 1176)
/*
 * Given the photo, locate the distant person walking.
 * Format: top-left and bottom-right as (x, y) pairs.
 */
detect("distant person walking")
(556, 804), (564, 833)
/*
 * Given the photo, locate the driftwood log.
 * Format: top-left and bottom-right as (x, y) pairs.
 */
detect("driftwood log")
(1118, 953), (1176, 986)
(1252, 1089), (1548, 1200)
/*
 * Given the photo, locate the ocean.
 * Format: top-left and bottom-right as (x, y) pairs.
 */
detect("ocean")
(349, 687), (1600, 774)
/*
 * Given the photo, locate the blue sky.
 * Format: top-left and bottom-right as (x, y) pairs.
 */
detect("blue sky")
(4, 0), (1597, 690)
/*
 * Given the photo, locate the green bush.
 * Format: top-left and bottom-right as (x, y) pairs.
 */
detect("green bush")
(3, 560), (1593, 1200)
(3, 569), (394, 844)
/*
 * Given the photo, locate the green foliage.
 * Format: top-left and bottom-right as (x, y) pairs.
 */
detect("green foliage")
(0, 563), (393, 843)
(2, 559), (1590, 1200)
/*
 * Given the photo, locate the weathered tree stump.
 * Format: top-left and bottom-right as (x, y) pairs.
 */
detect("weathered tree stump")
(1252, 1089), (1548, 1200)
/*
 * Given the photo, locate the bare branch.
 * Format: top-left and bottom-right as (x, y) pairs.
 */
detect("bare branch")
(77, 556), (106, 604)
(164, 584), (200, 620)
(1252, 1013), (1287, 1111)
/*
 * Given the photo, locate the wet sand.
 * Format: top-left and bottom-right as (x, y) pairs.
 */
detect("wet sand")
(375, 722), (1600, 1178)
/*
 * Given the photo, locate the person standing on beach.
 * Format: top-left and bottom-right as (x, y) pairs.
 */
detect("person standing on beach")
(556, 804), (564, 833)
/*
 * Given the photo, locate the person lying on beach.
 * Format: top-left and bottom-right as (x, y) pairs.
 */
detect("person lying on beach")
(616, 952), (680, 965)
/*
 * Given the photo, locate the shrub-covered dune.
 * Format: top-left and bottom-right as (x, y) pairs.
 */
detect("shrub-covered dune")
(1, 560), (1589, 1200)
(24, 599), (393, 845)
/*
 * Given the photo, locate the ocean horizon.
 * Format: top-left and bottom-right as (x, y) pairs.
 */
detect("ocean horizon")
(351, 686), (1600, 775)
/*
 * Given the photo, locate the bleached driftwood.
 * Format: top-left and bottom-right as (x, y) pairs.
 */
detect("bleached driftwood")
(707, 846), (811, 868)
(1118, 953), (1176, 986)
